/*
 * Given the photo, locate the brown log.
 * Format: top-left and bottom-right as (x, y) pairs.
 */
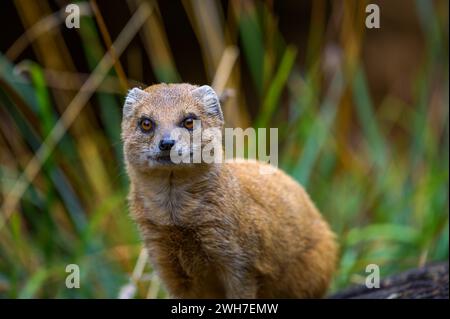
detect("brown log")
(330, 262), (449, 299)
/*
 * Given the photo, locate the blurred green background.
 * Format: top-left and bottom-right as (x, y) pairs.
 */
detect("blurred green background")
(0, 0), (448, 298)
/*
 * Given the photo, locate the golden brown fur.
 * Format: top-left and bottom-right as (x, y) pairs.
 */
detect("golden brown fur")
(122, 83), (338, 298)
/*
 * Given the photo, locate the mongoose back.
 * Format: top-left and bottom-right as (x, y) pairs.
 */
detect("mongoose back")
(122, 83), (338, 298)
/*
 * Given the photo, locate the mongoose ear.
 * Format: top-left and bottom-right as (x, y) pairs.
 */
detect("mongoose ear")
(192, 85), (224, 121)
(123, 87), (146, 118)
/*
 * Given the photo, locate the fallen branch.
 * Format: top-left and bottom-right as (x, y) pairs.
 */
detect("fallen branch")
(330, 262), (449, 299)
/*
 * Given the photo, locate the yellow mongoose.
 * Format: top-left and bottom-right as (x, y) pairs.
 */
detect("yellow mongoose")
(122, 83), (337, 298)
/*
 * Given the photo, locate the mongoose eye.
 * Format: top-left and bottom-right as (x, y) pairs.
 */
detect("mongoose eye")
(139, 118), (153, 132)
(182, 117), (195, 130)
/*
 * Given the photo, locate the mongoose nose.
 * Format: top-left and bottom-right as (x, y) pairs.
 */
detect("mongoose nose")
(159, 139), (175, 151)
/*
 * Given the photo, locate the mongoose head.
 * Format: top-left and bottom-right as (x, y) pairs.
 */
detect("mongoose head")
(121, 83), (224, 171)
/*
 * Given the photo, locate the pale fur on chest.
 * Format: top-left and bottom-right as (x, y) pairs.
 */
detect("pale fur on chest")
(128, 166), (247, 297)
(130, 166), (228, 226)
(141, 173), (195, 225)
